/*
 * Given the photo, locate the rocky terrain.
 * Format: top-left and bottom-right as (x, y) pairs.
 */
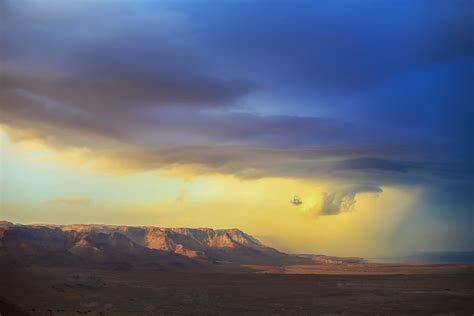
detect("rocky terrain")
(0, 221), (310, 270)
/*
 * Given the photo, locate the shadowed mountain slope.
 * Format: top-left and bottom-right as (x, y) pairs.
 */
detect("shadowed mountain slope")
(0, 222), (310, 269)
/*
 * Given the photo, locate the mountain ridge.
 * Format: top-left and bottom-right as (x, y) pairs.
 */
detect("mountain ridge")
(0, 221), (311, 269)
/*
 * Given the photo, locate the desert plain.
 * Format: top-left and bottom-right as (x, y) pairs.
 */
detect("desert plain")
(0, 222), (473, 315)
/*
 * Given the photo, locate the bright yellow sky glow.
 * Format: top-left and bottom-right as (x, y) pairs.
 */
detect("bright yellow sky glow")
(0, 128), (421, 257)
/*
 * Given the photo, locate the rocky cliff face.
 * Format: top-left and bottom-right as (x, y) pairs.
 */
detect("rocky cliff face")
(0, 222), (310, 269)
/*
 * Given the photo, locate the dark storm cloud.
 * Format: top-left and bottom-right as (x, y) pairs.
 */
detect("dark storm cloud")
(335, 158), (408, 173)
(0, 0), (472, 225)
(174, 0), (473, 93)
(1, 86), (352, 149)
(144, 109), (354, 147)
(2, 65), (254, 111)
(0, 88), (123, 143)
(1, 0), (255, 113)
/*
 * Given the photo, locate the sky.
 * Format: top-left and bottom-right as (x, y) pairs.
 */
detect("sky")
(0, 0), (472, 257)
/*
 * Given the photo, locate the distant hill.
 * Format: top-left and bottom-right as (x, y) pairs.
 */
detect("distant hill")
(0, 221), (311, 270)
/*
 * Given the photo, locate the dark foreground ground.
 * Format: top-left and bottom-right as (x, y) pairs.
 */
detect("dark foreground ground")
(1, 264), (473, 315)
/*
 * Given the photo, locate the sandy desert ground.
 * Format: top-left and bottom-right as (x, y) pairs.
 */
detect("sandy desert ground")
(1, 222), (473, 314)
(1, 263), (473, 315)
